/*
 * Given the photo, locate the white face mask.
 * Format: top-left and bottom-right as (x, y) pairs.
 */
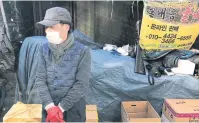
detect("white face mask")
(46, 32), (63, 44)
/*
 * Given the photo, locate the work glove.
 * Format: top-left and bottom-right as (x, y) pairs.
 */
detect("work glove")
(46, 106), (65, 122)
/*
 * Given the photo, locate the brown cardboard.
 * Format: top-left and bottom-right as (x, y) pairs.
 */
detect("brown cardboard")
(86, 105), (98, 122)
(121, 101), (161, 122)
(3, 102), (42, 123)
(128, 112), (147, 118)
(162, 99), (199, 122)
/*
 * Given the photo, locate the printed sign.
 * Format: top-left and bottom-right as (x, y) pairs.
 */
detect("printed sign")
(140, 1), (199, 51)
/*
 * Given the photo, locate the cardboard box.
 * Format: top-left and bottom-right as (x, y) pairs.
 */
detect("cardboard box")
(86, 105), (98, 122)
(121, 101), (161, 122)
(3, 102), (42, 123)
(162, 99), (199, 122)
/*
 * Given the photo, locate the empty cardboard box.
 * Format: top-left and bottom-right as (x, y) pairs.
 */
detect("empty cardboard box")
(3, 102), (42, 123)
(86, 105), (98, 122)
(163, 99), (199, 122)
(121, 101), (161, 122)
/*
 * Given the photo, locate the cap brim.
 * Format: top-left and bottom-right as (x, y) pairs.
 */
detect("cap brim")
(35, 20), (60, 28)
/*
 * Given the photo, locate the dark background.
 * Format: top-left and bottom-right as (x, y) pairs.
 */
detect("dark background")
(1, 1), (199, 51)
(0, 1), (143, 50)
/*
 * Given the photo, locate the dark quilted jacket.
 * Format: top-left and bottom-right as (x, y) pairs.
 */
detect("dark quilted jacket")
(30, 41), (91, 122)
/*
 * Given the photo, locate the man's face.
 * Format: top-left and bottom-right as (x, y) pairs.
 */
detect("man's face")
(45, 23), (70, 41)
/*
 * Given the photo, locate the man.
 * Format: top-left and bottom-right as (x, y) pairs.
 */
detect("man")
(35, 7), (91, 122)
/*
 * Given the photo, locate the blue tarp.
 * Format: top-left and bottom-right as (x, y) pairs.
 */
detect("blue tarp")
(87, 49), (199, 121)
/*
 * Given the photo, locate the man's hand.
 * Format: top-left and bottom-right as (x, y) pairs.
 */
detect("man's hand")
(46, 106), (65, 122)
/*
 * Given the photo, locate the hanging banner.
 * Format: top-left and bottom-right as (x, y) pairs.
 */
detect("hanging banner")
(140, 1), (199, 51)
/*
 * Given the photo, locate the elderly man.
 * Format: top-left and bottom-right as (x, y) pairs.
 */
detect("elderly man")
(35, 7), (91, 122)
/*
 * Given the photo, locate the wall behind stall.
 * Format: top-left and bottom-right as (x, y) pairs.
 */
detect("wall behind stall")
(75, 1), (143, 47)
(1, 1), (199, 49)
(31, 1), (143, 47)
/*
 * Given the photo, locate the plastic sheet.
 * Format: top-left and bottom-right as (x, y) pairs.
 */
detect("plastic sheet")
(87, 49), (199, 121)
(73, 30), (103, 49)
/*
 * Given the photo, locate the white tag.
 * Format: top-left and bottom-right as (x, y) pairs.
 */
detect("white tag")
(164, 69), (175, 76)
(171, 59), (195, 75)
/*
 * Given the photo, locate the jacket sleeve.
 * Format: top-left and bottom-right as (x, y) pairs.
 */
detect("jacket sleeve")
(59, 47), (91, 111)
(35, 45), (53, 108)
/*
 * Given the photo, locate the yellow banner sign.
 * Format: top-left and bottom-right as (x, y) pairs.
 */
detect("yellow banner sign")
(140, 1), (199, 51)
